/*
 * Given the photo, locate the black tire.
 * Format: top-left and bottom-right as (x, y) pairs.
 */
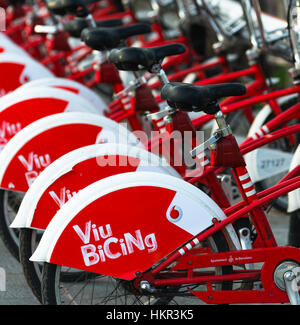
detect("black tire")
(226, 109), (252, 139)
(19, 228), (43, 303)
(0, 189), (23, 261)
(288, 210), (300, 247)
(19, 227), (99, 304)
(41, 230), (233, 305)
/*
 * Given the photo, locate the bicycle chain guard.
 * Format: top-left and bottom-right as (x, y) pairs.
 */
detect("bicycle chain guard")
(171, 246), (300, 304)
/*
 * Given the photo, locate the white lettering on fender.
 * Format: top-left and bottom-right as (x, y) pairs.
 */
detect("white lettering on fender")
(18, 153), (34, 172)
(49, 187), (77, 208)
(0, 121), (21, 144)
(73, 222), (158, 267)
(124, 230), (145, 254)
(17, 152), (51, 187)
(18, 152), (51, 171)
(73, 221), (91, 244)
(80, 244), (99, 266)
(103, 237), (121, 260)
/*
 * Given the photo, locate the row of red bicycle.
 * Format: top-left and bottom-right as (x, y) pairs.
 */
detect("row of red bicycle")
(0, 0), (299, 305)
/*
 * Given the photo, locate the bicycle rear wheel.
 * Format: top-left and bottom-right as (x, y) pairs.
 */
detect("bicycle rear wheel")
(41, 231), (232, 305)
(20, 228), (98, 304)
(288, 210), (300, 247)
(0, 189), (24, 261)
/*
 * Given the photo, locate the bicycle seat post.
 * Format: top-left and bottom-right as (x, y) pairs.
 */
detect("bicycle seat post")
(132, 70), (146, 85)
(77, 3), (96, 27)
(157, 68), (170, 86)
(144, 65), (175, 128)
(149, 62), (170, 86)
(86, 13), (97, 28)
(160, 82), (246, 160)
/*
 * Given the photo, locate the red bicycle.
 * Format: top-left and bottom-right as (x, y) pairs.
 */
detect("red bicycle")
(1, 0), (300, 305)
(9, 42), (300, 304)
(27, 79), (300, 305)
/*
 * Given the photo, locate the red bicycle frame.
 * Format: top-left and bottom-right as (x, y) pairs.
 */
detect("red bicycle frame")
(186, 100), (300, 205)
(134, 112), (300, 304)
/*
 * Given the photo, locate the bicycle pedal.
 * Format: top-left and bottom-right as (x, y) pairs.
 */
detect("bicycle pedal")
(274, 261), (300, 305)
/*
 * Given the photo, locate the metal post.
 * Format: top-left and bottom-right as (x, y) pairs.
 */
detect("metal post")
(250, 0), (267, 52)
(240, 0), (260, 50)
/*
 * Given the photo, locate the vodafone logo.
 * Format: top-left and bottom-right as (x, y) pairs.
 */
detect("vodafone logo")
(167, 205), (183, 223)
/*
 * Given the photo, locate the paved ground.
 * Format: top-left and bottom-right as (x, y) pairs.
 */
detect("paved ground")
(0, 207), (290, 305)
(0, 240), (39, 305)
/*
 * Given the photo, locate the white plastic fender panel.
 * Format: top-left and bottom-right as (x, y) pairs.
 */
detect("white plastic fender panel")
(30, 172), (230, 280)
(244, 97), (296, 183)
(0, 33), (30, 57)
(288, 145), (300, 213)
(11, 143), (180, 230)
(15, 77), (109, 114)
(0, 86), (102, 150)
(0, 53), (53, 96)
(244, 147), (294, 183)
(0, 112), (142, 192)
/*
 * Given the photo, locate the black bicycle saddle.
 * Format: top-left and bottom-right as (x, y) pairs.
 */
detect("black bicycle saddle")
(109, 43), (186, 72)
(46, 0), (99, 16)
(161, 82), (247, 114)
(6, 0), (26, 5)
(63, 18), (123, 38)
(81, 23), (151, 51)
